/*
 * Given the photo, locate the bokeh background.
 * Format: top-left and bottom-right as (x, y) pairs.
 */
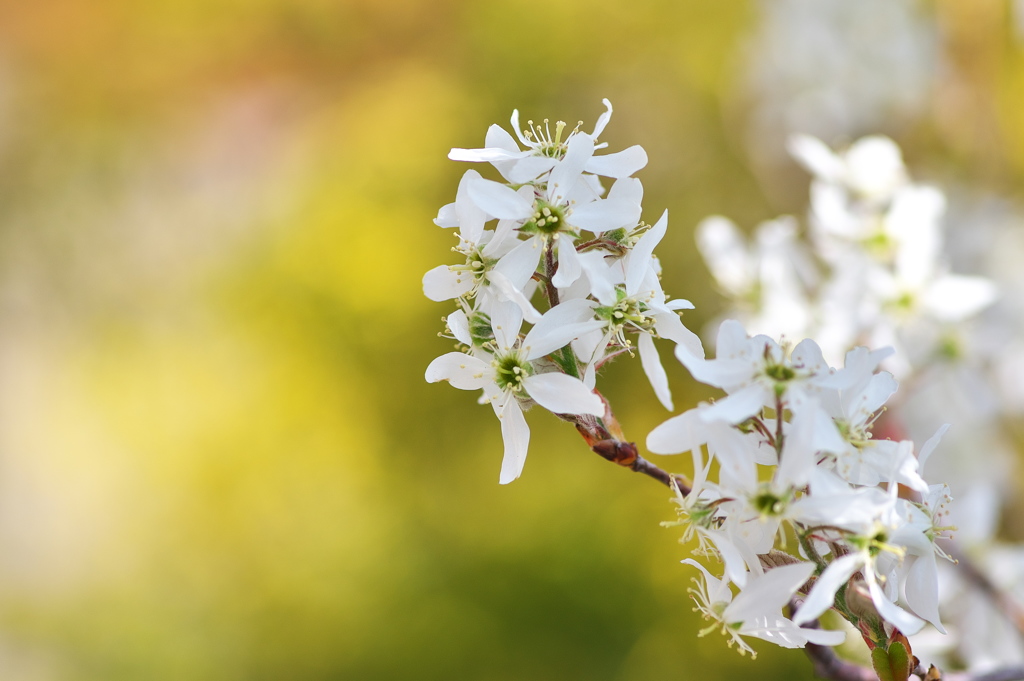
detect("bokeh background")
(0, 0), (1023, 678)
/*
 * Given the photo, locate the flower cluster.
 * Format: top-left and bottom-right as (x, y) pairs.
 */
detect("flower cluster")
(649, 320), (954, 655)
(694, 134), (1024, 668)
(425, 101), (702, 483)
(424, 104), (960, 668)
(698, 135), (997, 375)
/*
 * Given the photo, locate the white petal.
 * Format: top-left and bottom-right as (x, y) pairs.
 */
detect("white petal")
(490, 300), (524, 350)
(423, 265), (474, 301)
(585, 145), (648, 178)
(591, 98), (613, 139)
(453, 170), (490, 245)
(498, 398), (530, 484)
(715, 319), (751, 358)
(481, 218), (520, 259)
(447, 310), (472, 346)
(646, 409), (707, 455)
(849, 372), (898, 419)
(776, 407), (817, 488)
(865, 571), (924, 635)
(920, 274), (998, 321)
(569, 197), (642, 235)
(525, 319), (605, 360)
(425, 353), (491, 390)
(508, 156), (558, 184)
(681, 559), (732, 606)
(808, 404), (847, 455)
(488, 271), (541, 324)
(524, 373), (604, 416)
(625, 210), (667, 295)
(448, 146), (530, 163)
(485, 123), (520, 153)
(607, 176), (643, 204)
(787, 134), (843, 183)
(509, 109), (530, 146)
(467, 178), (533, 220)
(639, 333), (673, 411)
(727, 515), (778, 555)
(802, 627), (846, 647)
(696, 216), (752, 296)
(904, 556), (945, 634)
(653, 312), (704, 358)
(727, 562), (815, 622)
(551, 237), (583, 288)
(704, 530), (750, 588)
(790, 338), (828, 377)
(845, 136), (905, 197)
(492, 238), (542, 289)
(665, 298), (695, 311)
(570, 325), (605, 368)
(434, 201), (459, 228)
(793, 554), (863, 626)
(577, 250), (618, 306)
(707, 422), (758, 491)
(917, 423), (950, 474)
(699, 385), (769, 424)
(523, 299), (599, 359)
(821, 346), (894, 392)
(548, 133), (594, 204)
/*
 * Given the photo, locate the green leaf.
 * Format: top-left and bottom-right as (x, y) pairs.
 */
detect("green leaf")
(871, 646), (895, 681)
(870, 641), (912, 681)
(887, 641), (911, 681)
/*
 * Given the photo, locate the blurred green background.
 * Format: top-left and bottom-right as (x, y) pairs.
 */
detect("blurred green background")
(0, 0), (1022, 678)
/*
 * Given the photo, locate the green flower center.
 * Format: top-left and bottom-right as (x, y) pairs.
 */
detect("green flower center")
(448, 246), (497, 294)
(520, 199), (569, 236)
(764, 363), (796, 382)
(834, 418), (870, 449)
(595, 287), (653, 332)
(493, 353), (532, 392)
(751, 486), (790, 518)
(850, 528), (893, 558)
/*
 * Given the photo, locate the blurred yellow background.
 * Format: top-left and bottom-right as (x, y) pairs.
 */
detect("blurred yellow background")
(0, 0), (1022, 678)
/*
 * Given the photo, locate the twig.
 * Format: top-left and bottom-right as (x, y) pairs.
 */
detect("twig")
(543, 241), (559, 308)
(563, 411), (691, 494)
(804, 643), (877, 681)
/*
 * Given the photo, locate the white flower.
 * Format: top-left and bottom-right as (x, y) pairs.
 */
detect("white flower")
(448, 99), (648, 184)
(794, 487), (927, 636)
(660, 446), (759, 587)
(683, 559), (845, 657)
(808, 345), (931, 491)
(466, 137), (643, 289)
(423, 170), (542, 321)
(790, 134), (907, 202)
(425, 301), (605, 484)
(696, 215), (817, 342)
(575, 210), (703, 409)
(675, 320), (835, 424)
(891, 485), (954, 634)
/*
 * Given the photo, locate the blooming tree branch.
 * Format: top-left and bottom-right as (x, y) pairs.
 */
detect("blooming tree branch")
(423, 101), (1024, 681)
